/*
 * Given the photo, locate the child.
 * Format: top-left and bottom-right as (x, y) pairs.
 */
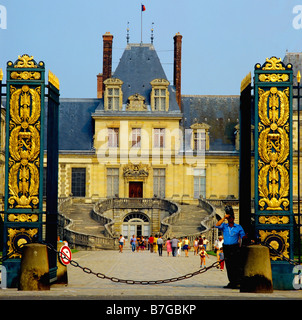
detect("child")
(219, 247), (225, 271)
(199, 246), (209, 268)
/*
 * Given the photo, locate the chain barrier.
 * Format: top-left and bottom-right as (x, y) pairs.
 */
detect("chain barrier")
(44, 241), (222, 285)
(260, 242), (299, 266)
(0, 240), (300, 285)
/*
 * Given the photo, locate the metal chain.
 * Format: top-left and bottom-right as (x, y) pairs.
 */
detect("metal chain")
(43, 241), (222, 285)
(260, 242), (300, 266)
(0, 240), (300, 285)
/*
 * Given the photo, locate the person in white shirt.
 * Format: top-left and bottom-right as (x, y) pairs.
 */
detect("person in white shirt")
(119, 234), (125, 253)
(214, 235), (224, 265)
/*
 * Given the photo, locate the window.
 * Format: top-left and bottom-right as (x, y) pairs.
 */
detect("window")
(154, 128), (165, 148)
(190, 123), (211, 151)
(107, 88), (120, 110)
(154, 89), (166, 111)
(103, 78), (123, 111)
(107, 168), (119, 197)
(108, 128), (119, 147)
(194, 169), (206, 199)
(193, 131), (205, 151)
(150, 78), (169, 111)
(72, 168), (86, 197)
(153, 168), (166, 198)
(131, 128), (141, 148)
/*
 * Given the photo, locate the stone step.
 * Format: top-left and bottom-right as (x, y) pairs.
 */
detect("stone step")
(61, 202), (208, 239)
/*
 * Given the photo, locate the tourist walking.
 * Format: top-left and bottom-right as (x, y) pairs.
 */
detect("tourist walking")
(199, 246), (209, 268)
(140, 236), (145, 251)
(202, 236), (209, 251)
(148, 235), (154, 253)
(157, 235), (163, 256)
(214, 235), (224, 266)
(119, 234), (125, 253)
(193, 237), (199, 255)
(183, 236), (190, 257)
(153, 234), (158, 253)
(136, 237), (141, 252)
(197, 235), (203, 253)
(177, 237), (183, 256)
(171, 236), (179, 257)
(215, 205), (246, 289)
(130, 234), (137, 252)
(164, 238), (172, 257)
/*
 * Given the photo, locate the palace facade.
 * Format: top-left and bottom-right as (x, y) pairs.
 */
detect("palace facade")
(0, 32), (301, 238)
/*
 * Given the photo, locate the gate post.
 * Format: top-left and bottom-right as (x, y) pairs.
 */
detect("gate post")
(46, 71), (60, 283)
(254, 57), (295, 289)
(3, 55), (45, 287)
(239, 72), (252, 239)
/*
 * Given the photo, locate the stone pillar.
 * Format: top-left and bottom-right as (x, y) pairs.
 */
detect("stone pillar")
(19, 244), (50, 291)
(240, 245), (273, 293)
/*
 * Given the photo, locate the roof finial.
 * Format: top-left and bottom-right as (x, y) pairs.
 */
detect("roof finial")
(151, 22), (154, 44)
(127, 21), (130, 44)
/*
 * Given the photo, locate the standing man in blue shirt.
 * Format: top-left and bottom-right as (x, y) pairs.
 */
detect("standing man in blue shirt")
(216, 205), (246, 289)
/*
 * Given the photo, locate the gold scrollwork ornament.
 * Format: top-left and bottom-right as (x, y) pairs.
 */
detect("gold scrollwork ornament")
(259, 229), (289, 260)
(257, 86), (290, 211)
(8, 84), (41, 209)
(7, 228), (38, 258)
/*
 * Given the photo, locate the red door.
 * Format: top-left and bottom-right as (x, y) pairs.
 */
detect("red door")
(129, 182), (143, 198)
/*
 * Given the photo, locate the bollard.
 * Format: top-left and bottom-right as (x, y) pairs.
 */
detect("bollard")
(18, 243), (50, 291)
(56, 241), (68, 284)
(240, 245), (273, 293)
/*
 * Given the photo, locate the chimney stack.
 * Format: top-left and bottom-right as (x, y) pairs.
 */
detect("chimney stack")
(97, 32), (113, 98)
(173, 32), (182, 111)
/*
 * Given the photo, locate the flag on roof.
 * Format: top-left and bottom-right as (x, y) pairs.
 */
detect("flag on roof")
(142, 4), (146, 11)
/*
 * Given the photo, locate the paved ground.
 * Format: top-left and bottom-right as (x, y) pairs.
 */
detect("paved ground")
(0, 248), (301, 302)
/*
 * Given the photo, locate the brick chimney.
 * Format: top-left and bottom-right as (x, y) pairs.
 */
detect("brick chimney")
(173, 32), (182, 111)
(97, 32), (113, 98)
(97, 73), (103, 98)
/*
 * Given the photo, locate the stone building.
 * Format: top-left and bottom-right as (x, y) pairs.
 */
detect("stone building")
(0, 32), (301, 239)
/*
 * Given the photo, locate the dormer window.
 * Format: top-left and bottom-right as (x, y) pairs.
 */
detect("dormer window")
(104, 78), (123, 111)
(190, 122), (211, 151)
(150, 79), (169, 111)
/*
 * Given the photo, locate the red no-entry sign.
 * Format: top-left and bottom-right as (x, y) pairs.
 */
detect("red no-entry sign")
(59, 245), (72, 265)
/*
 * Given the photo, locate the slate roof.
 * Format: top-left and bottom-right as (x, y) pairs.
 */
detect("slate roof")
(94, 43), (181, 114)
(4, 50), (300, 154)
(283, 52), (302, 111)
(45, 98), (100, 152)
(181, 95), (240, 151)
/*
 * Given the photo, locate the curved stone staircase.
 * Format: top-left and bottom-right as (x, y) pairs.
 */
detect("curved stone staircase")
(60, 201), (209, 241)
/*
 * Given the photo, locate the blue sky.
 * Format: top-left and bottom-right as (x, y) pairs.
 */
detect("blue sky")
(0, 0), (301, 98)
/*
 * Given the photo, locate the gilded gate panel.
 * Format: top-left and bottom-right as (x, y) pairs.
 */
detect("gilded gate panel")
(254, 57), (294, 261)
(3, 55), (45, 287)
(5, 54), (45, 214)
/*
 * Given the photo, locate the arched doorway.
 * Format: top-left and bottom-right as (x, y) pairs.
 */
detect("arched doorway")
(122, 212), (150, 239)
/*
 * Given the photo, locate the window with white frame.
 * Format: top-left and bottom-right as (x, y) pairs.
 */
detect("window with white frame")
(154, 128), (165, 148)
(103, 78), (123, 111)
(131, 128), (141, 148)
(193, 168), (206, 199)
(153, 168), (166, 198)
(190, 123), (211, 151)
(154, 89), (166, 111)
(108, 128), (119, 147)
(150, 78), (169, 111)
(107, 88), (120, 111)
(193, 131), (205, 151)
(107, 168), (119, 197)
